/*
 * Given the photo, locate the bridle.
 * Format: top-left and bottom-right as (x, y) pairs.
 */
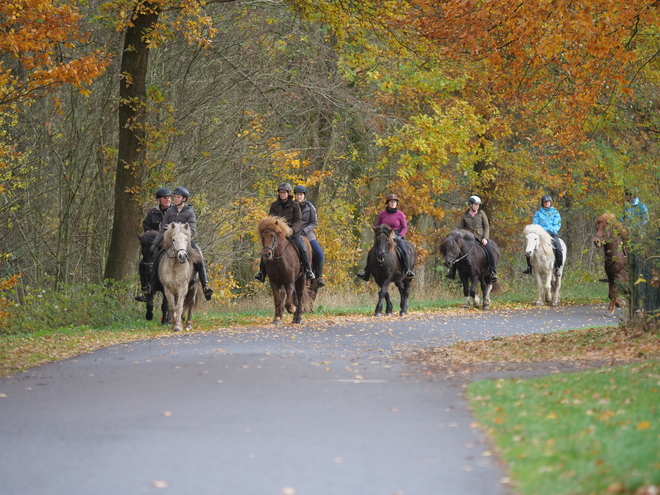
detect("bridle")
(261, 229), (291, 260)
(446, 238), (474, 268)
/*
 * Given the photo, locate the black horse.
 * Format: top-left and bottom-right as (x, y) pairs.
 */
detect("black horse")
(365, 224), (417, 316)
(137, 230), (169, 324)
(439, 229), (499, 309)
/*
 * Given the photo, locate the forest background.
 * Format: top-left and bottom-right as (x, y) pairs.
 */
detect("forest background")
(2, 0), (660, 322)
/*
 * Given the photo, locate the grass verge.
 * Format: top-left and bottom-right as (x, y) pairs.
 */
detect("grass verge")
(467, 362), (660, 495)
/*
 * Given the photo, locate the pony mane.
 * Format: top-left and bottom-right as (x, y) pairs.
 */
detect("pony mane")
(138, 230), (158, 246)
(439, 229), (475, 255)
(258, 216), (293, 237)
(523, 224), (551, 243)
(597, 213), (617, 224)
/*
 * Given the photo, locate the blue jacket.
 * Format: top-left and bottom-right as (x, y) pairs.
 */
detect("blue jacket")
(621, 198), (649, 230)
(533, 206), (561, 235)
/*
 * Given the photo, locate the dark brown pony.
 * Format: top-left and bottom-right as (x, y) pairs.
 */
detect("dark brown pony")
(137, 230), (169, 324)
(366, 224), (417, 316)
(257, 216), (313, 325)
(439, 230), (499, 309)
(593, 213), (628, 315)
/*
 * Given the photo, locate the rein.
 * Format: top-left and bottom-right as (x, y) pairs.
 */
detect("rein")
(448, 244), (474, 267)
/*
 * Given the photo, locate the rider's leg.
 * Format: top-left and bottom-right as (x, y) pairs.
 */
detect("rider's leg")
(483, 241), (498, 281)
(136, 260), (148, 302)
(254, 258), (267, 283)
(142, 250), (163, 295)
(522, 256), (532, 275)
(310, 240), (325, 287)
(290, 236), (315, 279)
(191, 241), (213, 300)
(396, 237), (415, 279)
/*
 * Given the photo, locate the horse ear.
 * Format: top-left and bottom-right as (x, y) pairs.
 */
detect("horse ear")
(183, 222), (190, 231)
(168, 223), (175, 230)
(372, 225), (378, 233)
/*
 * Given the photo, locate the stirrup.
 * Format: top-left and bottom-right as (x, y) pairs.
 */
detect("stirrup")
(141, 284), (152, 295)
(254, 271), (265, 283)
(203, 286), (213, 301)
(305, 269), (316, 280)
(406, 270), (415, 279)
(445, 271), (455, 280)
(316, 278), (326, 288)
(490, 272), (498, 282)
(356, 270), (368, 281)
(522, 267), (532, 275)
(135, 294), (147, 302)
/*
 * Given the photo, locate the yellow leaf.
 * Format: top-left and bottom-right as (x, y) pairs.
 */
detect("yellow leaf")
(546, 412), (557, 419)
(636, 421), (650, 430)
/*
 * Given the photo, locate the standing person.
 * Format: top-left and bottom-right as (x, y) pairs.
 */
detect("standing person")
(142, 186), (214, 300)
(523, 194), (562, 276)
(446, 195), (497, 281)
(253, 183), (316, 282)
(294, 185), (325, 288)
(357, 193), (415, 281)
(135, 187), (171, 302)
(621, 189), (649, 233)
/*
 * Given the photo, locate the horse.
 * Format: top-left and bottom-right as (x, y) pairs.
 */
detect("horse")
(593, 213), (629, 315)
(365, 224), (417, 316)
(137, 230), (169, 324)
(158, 222), (202, 332)
(439, 229), (499, 309)
(257, 216), (314, 325)
(523, 224), (567, 306)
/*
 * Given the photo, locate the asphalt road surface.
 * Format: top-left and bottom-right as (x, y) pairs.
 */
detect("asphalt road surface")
(1, 304), (618, 495)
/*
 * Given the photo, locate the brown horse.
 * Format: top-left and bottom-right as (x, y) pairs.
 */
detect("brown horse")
(257, 216), (313, 325)
(440, 229), (499, 309)
(159, 223), (202, 332)
(593, 213), (628, 315)
(137, 230), (169, 324)
(366, 224), (417, 316)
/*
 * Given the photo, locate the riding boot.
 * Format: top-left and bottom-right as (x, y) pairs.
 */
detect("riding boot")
(483, 242), (498, 282)
(396, 238), (415, 279)
(195, 260), (214, 300)
(313, 256), (326, 288)
(445, 267), (456, 279)
(522, 257), (532, 275)
(254, 259), (267, 283)
(291, 236), (315, 280)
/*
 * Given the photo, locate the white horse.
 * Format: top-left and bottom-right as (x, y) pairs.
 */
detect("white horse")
(523, 224), (567, 306)
(158, 222), (201, 332)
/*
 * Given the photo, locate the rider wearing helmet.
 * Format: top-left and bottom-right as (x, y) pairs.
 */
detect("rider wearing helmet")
(254, 183), (316, 282)
(447, 195), (498, 281)
(524, 194), (563, 275)
(136, 187), (172, 302)
(142, 186), (214, 300)
(357, 193), (415, 281)
(294, 185), (326, 288)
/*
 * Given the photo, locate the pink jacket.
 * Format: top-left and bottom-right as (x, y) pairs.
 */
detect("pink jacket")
(376, 209), (408, 237)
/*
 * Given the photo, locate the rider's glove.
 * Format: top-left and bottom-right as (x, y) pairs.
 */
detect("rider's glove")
(150, 245), (158, 253)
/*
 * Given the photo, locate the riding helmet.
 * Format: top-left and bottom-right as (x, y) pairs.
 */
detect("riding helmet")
(468, 195), (482, 204)
(385, 194), (399, 204)
(278, 183), (292, 193)
(155, 187), (171, 199)
(293, 185), (307, 195)
(172, 186), (190, 200)
(541, 194), (552, 204)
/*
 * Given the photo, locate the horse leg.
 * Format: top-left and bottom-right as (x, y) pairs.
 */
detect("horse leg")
(385, 289), (393, 316)
(145, 295), (154, 321)
(533, 270), (545, 306)
(551, 273), (562, 306)
(170, 291), (184, 332)
(481, 279), (492, 310)
(471, 277), (480, 309)
(460, 274), (471, 309)
(608, 279), (617, 314)
(396, 280), (411, 316)
(270, 283), (285, 325)
(374, 283), (388, 317)
(543, 271), (554, 305)
(284, 282), (297, 314)
(160, 294), (170, 325)
(292, 277), (306, 324)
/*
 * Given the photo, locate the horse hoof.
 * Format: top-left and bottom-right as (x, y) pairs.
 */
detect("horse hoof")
(293, 318), (302, 324)
(374, 312), (382, 317)
(462, 304), (470, 309)
(385, 312), (393, 316)
(399, 311), (407, 316)
(186, 322), (193, 330)
(273, 319), (282, 326)
(173, 327), (182, 333)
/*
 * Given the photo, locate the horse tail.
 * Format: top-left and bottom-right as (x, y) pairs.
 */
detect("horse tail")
(300, 283), (313, 313)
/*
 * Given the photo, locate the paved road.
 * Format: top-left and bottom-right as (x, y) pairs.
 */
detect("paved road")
(1, 304), (617, 495)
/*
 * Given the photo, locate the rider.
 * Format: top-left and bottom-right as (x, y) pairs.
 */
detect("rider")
(294, 185), (326, 288)
(357, 193), (415, 281)
(524, 194), (563, 276)
(621, 189), (649, 234)
(253, 183), (316, 282)
(446, 195), (497, 282)
(135, 187), (171, 302)
(141, 186), (214, 301)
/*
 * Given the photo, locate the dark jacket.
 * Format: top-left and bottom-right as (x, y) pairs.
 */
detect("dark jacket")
(143, 206), (168, 233)
(458, 209), (490, 242)
(152, 203), (197, 247)
(268, 197), (302, 236)
(298, 200), (318, 242)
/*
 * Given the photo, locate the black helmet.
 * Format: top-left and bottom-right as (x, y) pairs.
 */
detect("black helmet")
(172, 186), (190, 200)
(541, 195), (552, 203)
(155, 187), (171, 199)
(293, 185), (307, 195)
(277, 183), (292, 193)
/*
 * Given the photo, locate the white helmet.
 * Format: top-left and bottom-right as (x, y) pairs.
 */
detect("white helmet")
(468, 195), (482, 204)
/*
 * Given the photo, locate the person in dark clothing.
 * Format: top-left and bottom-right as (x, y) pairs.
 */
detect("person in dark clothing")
(142, 186), (214, 300)
(254, 183), (316, 282)
(294, 185), (325, 288)
(135, 187), (171, 302)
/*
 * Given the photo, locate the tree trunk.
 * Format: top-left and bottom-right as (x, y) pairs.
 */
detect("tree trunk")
(104, 4), (160, 281)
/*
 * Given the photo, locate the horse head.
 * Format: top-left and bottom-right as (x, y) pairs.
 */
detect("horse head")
(523, 224), (548, 258)
(257, 216), (293, 260)
(373, 224), (395, 263)
(593, 213), (625, 249)
(165, 223), (192, 264)
(440, 231), (465, 268)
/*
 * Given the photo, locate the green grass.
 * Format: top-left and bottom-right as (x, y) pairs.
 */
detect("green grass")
(467, 362), (660, 495)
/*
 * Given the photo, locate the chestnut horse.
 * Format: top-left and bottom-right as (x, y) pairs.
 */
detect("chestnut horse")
(137, 230), (169, 324)
(593, 213), (628, 315)
(257, 216), (313, 325)
(158, 223), (201, 332)
(439, 229), (499, 309)
(366, 224), (417, 316)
